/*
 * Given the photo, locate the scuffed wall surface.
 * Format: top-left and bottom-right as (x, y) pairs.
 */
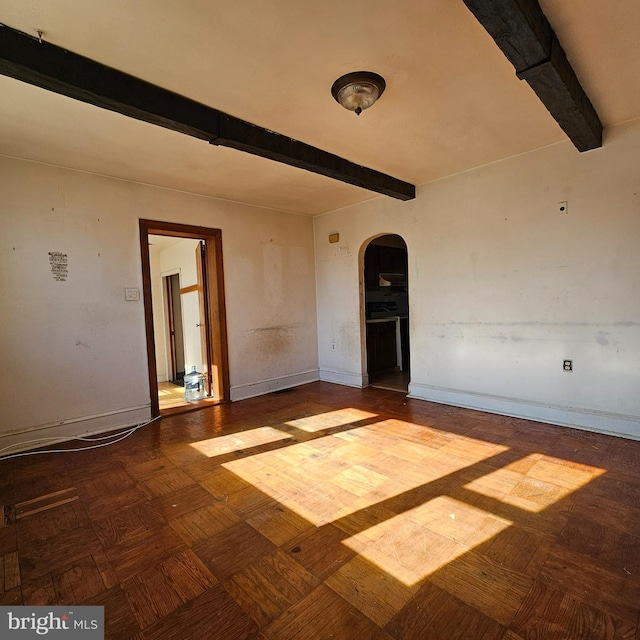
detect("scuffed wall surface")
(226, 219), (318, 396)
(314, 119), (640, 436)
(0, 158), (318, 439)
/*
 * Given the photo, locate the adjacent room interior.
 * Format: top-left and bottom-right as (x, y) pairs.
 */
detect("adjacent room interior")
(363, 234), (410, 393)
(1, 1), (639, 639)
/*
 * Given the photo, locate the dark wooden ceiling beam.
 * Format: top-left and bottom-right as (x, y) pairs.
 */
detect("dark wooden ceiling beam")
(462, 0), (603, 152)
(214, 115), (412, 200)
(0, 23), (415, 201)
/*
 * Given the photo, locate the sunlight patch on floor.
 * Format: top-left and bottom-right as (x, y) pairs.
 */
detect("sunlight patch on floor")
(285, 408), (378, 432)
(223, 421), (510, 527)
(469, 454), (606, 513)
(343, 498), (513, 586)
(220, 416), (603, 588)
(190, 427), (292, 457)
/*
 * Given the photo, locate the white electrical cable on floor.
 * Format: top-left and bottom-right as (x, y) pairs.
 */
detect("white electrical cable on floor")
(0, 416), (162, 461)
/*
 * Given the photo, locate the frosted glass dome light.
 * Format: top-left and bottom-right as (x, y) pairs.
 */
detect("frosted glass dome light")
(331, 71), (386, 116)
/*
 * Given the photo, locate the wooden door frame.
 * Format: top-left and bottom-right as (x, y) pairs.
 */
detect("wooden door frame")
(195, 241), (213, 397)
(139, 219), (230, 416)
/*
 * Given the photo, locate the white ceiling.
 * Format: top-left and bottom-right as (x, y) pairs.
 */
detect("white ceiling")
(1, 0), (639, 215)
(148, 235), (191, 251)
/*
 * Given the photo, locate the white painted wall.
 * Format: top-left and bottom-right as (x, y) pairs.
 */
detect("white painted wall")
(315, 118), (640, 440)
(0, 157), (318, 452)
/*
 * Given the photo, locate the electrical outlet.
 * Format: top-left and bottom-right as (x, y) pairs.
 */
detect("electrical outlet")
(125, 287), (140, 301)
(558, 201), (568, 215)
(563, 359), (573, 372)
(331, 342), (336, 351)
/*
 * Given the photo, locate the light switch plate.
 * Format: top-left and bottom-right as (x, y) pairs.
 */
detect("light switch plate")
(125, 288), (140, 301)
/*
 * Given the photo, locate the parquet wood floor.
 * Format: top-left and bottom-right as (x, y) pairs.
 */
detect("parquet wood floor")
(1, 382), (639, 639)
(157, 381), (221, 415)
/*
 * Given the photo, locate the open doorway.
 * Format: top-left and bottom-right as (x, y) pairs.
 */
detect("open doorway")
(150, 236), (203, 410)
(140, 220), (230, 416)
(363, 234), (410, 392)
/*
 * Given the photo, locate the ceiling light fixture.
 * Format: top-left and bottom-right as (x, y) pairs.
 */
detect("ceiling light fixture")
(331, 71), (386, 116)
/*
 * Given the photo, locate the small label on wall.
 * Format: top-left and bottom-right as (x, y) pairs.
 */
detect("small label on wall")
(48, 251), (68, 281)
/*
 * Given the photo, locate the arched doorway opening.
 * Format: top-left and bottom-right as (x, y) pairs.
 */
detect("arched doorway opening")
(362, 234), (410, 392)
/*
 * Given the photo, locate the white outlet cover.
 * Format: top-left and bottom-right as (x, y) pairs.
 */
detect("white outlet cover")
(125, 288), (140, 301)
